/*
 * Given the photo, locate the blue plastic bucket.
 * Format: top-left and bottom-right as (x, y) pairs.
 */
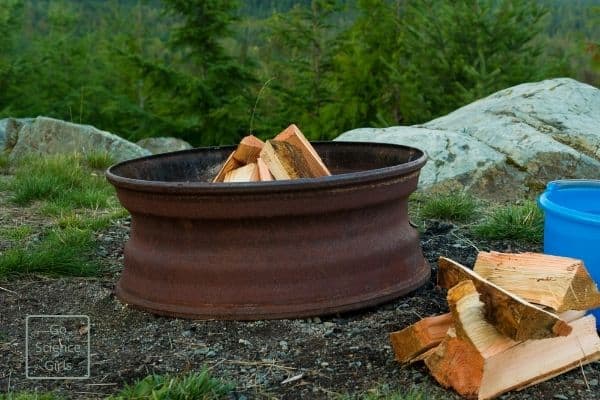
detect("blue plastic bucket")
(538, 180), (600, 328)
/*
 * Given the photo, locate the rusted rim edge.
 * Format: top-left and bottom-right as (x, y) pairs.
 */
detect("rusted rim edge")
(106, 141), (428, 195)
(115, 261), (430, 320)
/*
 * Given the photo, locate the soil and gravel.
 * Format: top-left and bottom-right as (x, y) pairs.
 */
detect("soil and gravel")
(1, 216), (599, 399)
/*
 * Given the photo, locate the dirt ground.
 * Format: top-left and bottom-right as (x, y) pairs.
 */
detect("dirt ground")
(1, 217), (599, 399)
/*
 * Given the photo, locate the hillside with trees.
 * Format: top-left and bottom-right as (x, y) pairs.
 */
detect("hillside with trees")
(0, 0), (598, 145)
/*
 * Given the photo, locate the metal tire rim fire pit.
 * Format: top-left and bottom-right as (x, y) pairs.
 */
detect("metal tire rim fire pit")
(106, 141), (429, 320)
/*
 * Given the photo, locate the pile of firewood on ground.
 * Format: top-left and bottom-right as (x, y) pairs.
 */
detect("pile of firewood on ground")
(213, 124), (330, 182)
(390, 251), (600, 400)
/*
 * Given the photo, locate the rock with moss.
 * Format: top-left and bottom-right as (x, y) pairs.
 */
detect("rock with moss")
(337, 78), (600, 200)
(136, 137), (193, 154)
(8, 116), (150, 162)
(424, 78), (600, 191)
(336, 126), (506, 189)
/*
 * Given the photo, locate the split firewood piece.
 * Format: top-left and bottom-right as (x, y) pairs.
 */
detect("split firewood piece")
(425, 327), (484, 399)
(274, 124), (331, 177)
(256, 157), (273, 181)
(438, 257), (572, 340)
(447, 280), (519, 356)
(232, 135), (264, 164)
(425, 280), (519, 398)
(389, 313), (453, 363)
(212, 151), (242, 183)
(259, 140), (315, 180)
(474, 251), (600, 312)
(479, 315), (600, 400)
(426, 280), (600, 400)
(223, 163), (259, 183)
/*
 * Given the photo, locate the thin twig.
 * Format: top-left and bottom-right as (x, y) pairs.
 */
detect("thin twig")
(575, 335), (591, 390)
(579, 360), (590, 390)
(0, 286), (17, 295)
(224, 359), (297, 371)
(451, 231), (480, 253)
(85, 383), (118, 386)
(206, 358), (226, 371)
(249, 77), (276, 135)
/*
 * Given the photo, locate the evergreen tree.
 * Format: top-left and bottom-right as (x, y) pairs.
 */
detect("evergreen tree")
(0, 0), (23, 113)
(322, 0), (407, 132)
(259, 0), (341, 140)
(397, 0), (552, 121)
(152, 0), (257, 145)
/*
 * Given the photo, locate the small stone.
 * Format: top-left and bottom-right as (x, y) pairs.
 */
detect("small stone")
(238, 339), (251, 346)
(553, 395), (568, 400)
(313, 317), (321, 323)
(206, 350), (217, 358)
(181, 330), (192, 337)
(323, 322), (335, 328)
(320, 362), (329, 367)
(279, 340), (288, 350)
(589, 379), (598, 386)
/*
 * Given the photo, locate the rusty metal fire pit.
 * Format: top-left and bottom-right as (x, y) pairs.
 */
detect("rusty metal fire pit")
(106, 141), (429, 320)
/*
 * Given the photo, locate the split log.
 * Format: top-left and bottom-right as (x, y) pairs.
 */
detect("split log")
(232, 135), (264, 164)
(425, 281), (518, 398)
(256, 157), (273, 181)
(389, 313), (453, 363)
(223, 163), (259, 183)
(426, 279), (600, 399)
(274, 124), (331, 177)
(259, 140), (315, 180)
(478, 315), (600, 399)
(447, 280), (519, 357)
(437, 257), (572, 340)
(425, 327), (484, 399)
(212, 151), (242, 183)
(474, 251), (600, 312)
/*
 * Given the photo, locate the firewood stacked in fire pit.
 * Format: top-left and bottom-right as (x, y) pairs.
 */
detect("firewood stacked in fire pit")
(213, 124), (331, 183)
(390, 252), (600, 400)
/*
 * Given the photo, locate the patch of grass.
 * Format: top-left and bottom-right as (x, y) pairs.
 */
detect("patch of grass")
(57, 209), (128, 231)
(0, 154), (127, 279)
(111, 370), (233, 400)
(0, 225), (99, 278)
(8, 155), (114, 212)
(0, 153), (9, 171)
(473, 201), (543, 243)
(0, 225), (33, 242)
(419, 192), (478, 223)
(0, 393), (62, 400)
(340, 386), (430, 400)
(85, 150), (115, 170)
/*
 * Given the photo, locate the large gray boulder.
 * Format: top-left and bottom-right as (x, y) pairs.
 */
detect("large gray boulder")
(337, 126), (506, 189)
(0, 118), (33, 153)
(9, 116), (150, 162)
(337, 78), (600, 199)
(136, 137), (193, 154)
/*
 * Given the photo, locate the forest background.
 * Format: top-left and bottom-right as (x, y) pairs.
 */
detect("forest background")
(0, 0), (598, 146)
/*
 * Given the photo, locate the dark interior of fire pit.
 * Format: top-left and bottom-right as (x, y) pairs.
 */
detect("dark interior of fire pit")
(110, 141), (424, 183)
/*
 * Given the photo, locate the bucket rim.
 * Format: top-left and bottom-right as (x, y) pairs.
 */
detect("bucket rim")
(538, 179), (600, 226)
